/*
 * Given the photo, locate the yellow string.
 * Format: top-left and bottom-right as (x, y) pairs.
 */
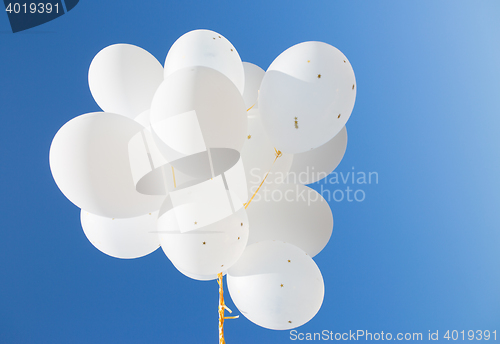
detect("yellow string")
(171, 166), (176, 188)
(244, 148), (282, 209)
(247, 90), (260, 112)
(218, 272), (238, 344)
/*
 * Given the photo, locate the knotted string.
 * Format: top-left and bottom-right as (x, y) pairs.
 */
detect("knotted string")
(213, 99), (280, 342)
(218, 272), (238, 344)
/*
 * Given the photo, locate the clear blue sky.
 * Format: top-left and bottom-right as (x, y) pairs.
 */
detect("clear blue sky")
(1, 1), (499, 343)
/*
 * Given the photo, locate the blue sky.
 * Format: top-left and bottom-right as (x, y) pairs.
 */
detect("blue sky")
(1, 1), (500, 343)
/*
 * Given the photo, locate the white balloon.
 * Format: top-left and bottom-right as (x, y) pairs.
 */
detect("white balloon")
(80, 210), (160, 259)
(133, 109), (151, 129)
(128, 124), (197, 196)
(128, 114), (230, 196)
(129, 122), (248, 205)
(171, 260), (226, 281)
(164, 29), (244, 93)
(227, 241), (324, 330)
(165, 175), (245, 233)
(241, 109), (293, 195)
(157, 188), (249, 276)
(259, 41), (356, 153)
(242, 62), (265, 110)
(287, 126), (348, 184)
(49, 112), (165, 218)
(89, 44), (164, 119)
(150, 66), (247, 179)
(246, 183), (333, 257)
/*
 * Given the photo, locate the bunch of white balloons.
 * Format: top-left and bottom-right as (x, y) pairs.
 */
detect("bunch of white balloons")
(49, 29), (356, 330)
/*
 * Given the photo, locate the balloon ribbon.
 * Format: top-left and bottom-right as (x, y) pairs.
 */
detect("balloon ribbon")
(218, 272), (238, 344)
(244, 148), (282, 209)
(246, 90), (259, 112)
(171, 166), (177, 188)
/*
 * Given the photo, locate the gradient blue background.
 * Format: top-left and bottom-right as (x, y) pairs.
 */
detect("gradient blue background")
(1, 1), (499, 343)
